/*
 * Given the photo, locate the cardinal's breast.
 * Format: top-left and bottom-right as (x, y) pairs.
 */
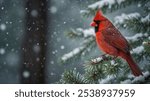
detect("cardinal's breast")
(96, 32), (118, 56)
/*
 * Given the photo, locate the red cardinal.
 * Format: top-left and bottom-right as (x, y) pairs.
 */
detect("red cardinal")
(90, 10), (143, 76)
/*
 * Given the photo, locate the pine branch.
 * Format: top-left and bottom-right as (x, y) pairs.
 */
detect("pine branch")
(61, 46), (85, 62)
(131, 45), (144, 54)
(125, 33), (150, 62)
(126, 33), (149, 44)
(61, 28), (96, 63)
(114, 13), (150, 33)
(99, 75), (116, 84)
(98, 71), (150, 84)
(80, 0), (147, 17)
(120, 71), (150, 84)
(144, 1), (150, 13)
(59, 55), (132, 84)
(65, 28), (95, 39)
(59, 69), (87, 84)
(142, 41), (150, 59)
(83, 55), (127, 83)
(61, 37), (96, 63)
(59, 54), (150, 84)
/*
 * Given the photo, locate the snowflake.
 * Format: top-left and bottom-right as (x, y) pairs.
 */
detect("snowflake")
(0, 48), (5, 55)
(60, 45), (65, 50)
(23, 71), (30, 78)
(1, 7), (4, 10)
(31, 10), (38, 17)
(50, 61), (54, 65)
(0, 23), (6, 31)
(33, 45), (41, 53)
(50, 6), (57, 14)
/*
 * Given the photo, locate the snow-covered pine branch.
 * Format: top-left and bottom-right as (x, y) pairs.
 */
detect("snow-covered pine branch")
(61, 39), (95, 62)
(114, 12), (140, 25)
(66, 28), (95, 39)
(61, 28), (96, 62)
(83, 55), (124, 83)
(80, 0), (144, 16)
(98, 71), (150, 84)
(114, 13), (150, 33)
(141, 14), (150, 23)
(99, 75), (116, 84)
(131, 45), (144, 54)
(89, 55), (117, 66)
(121, 71), (150, 84)
(126, 33), (148, 43)
(61, 46), (85, 62)
(76, 28), (95, 38)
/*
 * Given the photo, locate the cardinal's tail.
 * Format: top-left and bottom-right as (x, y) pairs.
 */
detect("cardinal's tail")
(120, 52), (143, 76)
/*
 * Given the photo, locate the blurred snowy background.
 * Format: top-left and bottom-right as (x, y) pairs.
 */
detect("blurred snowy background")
(0, 0), (24, 83)
(0, 0), (94, 83)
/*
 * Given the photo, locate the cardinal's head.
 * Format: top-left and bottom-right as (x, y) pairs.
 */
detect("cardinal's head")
(90, 10), (107, 33)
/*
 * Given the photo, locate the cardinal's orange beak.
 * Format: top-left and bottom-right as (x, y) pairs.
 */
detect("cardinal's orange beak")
(90, 21), (97, 27)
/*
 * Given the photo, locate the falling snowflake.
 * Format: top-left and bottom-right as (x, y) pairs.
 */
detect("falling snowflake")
(33, 45), (41, 53)
(60, 45), (65, 50)
(63, 22), (66, 24)
(0, 48), (5, 55)
(52, 50), (58, 55)
(36, 57), (40, 62)
(23, 71), (30, 78)
(1, 7), (4, 10)
(50, 6), (57, 14)
(6, 44), (9, 47)
(6, 53), (19, 66)
(50, 72), (55, 76)
(0, 23), (6, 31)
(31, 10), (38, 17)
(137, 3), (141, 7)
(50, 61), (54, 64)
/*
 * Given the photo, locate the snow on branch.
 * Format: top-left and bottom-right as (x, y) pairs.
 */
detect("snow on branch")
(88, 0), (116, 10)
(131, 46), (144, 54)
(114, 12), (141, 25)
(80, 0), (143, 16)
(141, 14), (150, 23)
(121, 71), (150, 84)
(99, 75), (115, 84)
(114, 13), (149, 33)
(66, 28), (95, 39)
(61, 38), (96, 63)
(91, 57), (104, 63)
(126, 33), (148, 42)
(61, 46), (85, 62)
(80, 0), (120, 16)
(89, 55), (114, 65)
(85, 55), (120, 74)
(98, 71), (150, 84)
(76, 28), (95, 38)
(61, 28), (96, 62)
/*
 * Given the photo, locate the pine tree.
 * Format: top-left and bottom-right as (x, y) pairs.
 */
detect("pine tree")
(59, 0), (150, 84)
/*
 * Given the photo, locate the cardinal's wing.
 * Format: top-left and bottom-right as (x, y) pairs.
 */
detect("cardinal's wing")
(101, 27), (130, 53)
